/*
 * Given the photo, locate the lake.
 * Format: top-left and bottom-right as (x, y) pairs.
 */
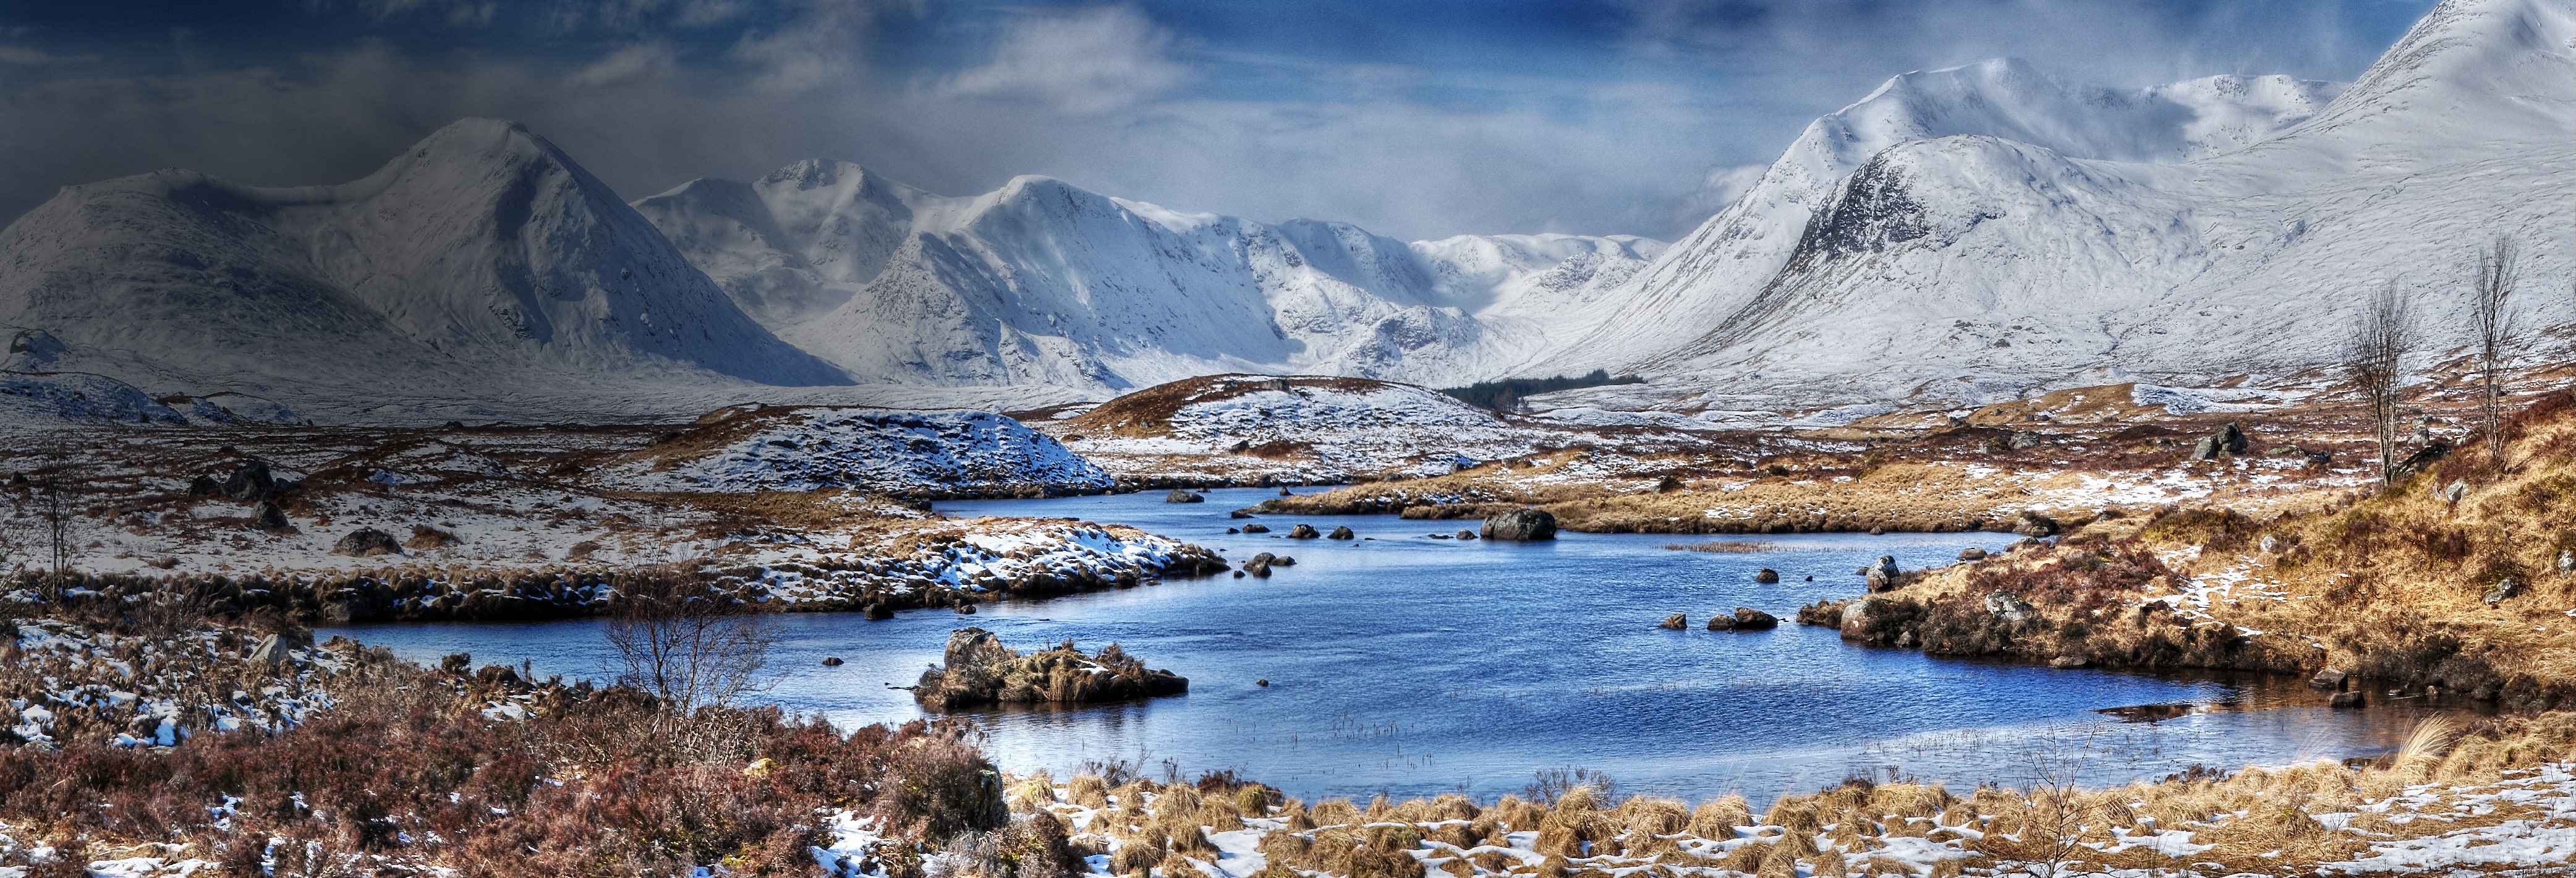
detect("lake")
(323, 487), (2453, 806)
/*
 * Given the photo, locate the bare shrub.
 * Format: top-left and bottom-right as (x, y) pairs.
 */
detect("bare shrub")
(602, 569), (780, 760)
(2470, 236), (2522, 471)
(2347, 282), (2418, 488)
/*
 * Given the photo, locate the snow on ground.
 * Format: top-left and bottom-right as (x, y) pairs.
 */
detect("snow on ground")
(2, 618), (352, 748)
(603, 407), (1110, 495)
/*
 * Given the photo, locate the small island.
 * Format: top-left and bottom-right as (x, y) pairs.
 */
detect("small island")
(916, 628), (1189, 709)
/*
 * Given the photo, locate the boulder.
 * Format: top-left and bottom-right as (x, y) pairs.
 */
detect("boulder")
(2442, 479), (2469, 505)
(864, 603), (894, 620)
(1659, 613), (1688, 630)
(1241, 523), (1271, 534)
(2007, 431), (2044, 451)
(2308, 668), (2348, 689)
(1753, 568), (1779, 584)
(1481, 508), (1558, 541)
(2010, 511), (2060, 537)
(821, 657), (844, 667)
(2483, 578), (2519, 605)
(2191, 423), (2248, 460)
(1165, 489), (1206, 504)
(1456, 529), (1478, 540)
(1958, 547), (1987, 561)
(1838, 601), (1874, 638)
(2561, 550), (2574, 576)
(1244, 553), (1275, 578)
(247, 634), (287, 665)
(1230, 509), (1254, 519)
(955, 603), (977, 615)
(223, 460), (275, 502)
(1984, 591), (2034, 623)
(2049, 656), (2087, 669)
(1278, 487), (1293, 496)
(250, 501), (291, 532)
(1706, 615), (1738, 631)
(1732, 607), (1779, 629)
(330, 528), (402, 558)
(186, 475), (221, 497)
(1288, 524), (1320, 539)
(1273, 556), (1294, 566)
(2329, 691), (2367, 709)
(1327, 526), (1356, 540)
(1864, 555), (1899, 591)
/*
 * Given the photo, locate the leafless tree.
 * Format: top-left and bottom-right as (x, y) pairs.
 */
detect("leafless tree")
(604, 570), (780, 758)
(2348, 282), (2418, 488)
(2470, 236), (2521, 471)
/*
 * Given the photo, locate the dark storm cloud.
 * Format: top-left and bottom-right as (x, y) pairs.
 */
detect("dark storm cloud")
(0, 0), (2433, 242)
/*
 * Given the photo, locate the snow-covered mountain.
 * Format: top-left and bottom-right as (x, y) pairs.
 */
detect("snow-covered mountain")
(633, 161), (1663, 393)
(0, 118), (848, 417)
(1537, 0), (2569, 414)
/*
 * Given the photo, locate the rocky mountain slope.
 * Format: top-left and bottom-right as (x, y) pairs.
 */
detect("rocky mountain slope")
(1538, 0), (2571, 416)
(0, 118), (848, 420)
(632, 161), (1662, 394)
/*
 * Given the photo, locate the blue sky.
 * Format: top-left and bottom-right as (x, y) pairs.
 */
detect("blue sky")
(0, 0), (2436, 240)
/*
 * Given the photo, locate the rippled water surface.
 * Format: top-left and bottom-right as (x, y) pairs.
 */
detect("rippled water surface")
(326, 488), (2452, 804)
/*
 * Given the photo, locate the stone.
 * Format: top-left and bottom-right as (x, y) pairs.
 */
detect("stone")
(250, 501), (290, 532)
(955, 603), (977, 615)
(822, 657), (844, 667)
(2259, 534), (2281, 554)
(1255, 679), (1269, 686)
(865, 603), (894, 620)
(2049, 656), (2087, 669)
(1865, 555), (1900, 591)
(248, 634), (286, 665)
(1226, 527), (1240, 534)
(1165, 489), (1206, 504)
(1273, 556), (1294, 566)
(1480, 508), (1558, 542)
(1456, 530), (1477, 540)
(1288, 524), (1320, 539)
(186, 475), (221, 497)
(1429, 533), (1452, 539)
(1278, 487), (1293, 496)
(2308, 668), (2348, 689)
(330, 528), (402, 558)
(1732, 607), (1779, 629)
(1241, 524), (1270, 534)
(1754, 568), (1780, 584)
(1244, 553), (1273, 578)
(1705, 615), (1738, 631)
(2329, 691), (2367, 709)
(1230, 509), (1254, 519)
(2484, 578), (2519, 605)
(2010, 511), (2060, 537)
(221, 459), (281, 503)
(2442, 480), (2468, 505)
(1327, 526), (1356, 540)
(1869, 526), (1885, 535)
(2008, 431), (2044, 451)
(1958, 547), (1987, 561)
(2560, 550), (2574, 576)
(1659, 613), (1688, 630)
(1984, 591), (2034, 623)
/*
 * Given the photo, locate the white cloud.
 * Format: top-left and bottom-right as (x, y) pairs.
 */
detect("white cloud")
(0, 46), (97, 66)
(935, 6), (1192, 115)
(567, 43), (678, 87)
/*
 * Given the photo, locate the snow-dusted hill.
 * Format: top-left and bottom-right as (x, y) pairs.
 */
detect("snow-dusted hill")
(0, 118), (848, 419)
(601, 406), (1110, 496)
(1539, 0), (2570, 415)
(633, 161), (1663, 394)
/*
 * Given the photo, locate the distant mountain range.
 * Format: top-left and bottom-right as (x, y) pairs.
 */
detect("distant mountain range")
(0, 0), (2562, 424)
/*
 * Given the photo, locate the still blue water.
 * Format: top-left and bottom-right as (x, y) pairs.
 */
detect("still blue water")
(324, 488), (2445, 806)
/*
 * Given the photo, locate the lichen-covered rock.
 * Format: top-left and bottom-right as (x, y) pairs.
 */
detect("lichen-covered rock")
(331, 528), (402, 557)
(914, 628), (1188, 710)
(1481, 508), (1557, 541)
(1166, 489), (1206, 503)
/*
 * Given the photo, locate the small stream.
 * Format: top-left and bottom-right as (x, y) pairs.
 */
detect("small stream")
(325, 488), (2459, 805)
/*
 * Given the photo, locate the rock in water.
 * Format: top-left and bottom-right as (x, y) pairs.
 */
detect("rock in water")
(2049, 656), (2087, 668)
(2011, 511), (2060, 537)
(864, 603), (893, 620)
(2330, 691), (2367, 709)
(1754, 568), (1780, 584)
(1706, 614), (1738, 631)
(1958, 547), (1987, 561)
(1659, 613), (1688, 630)
(330, 528), (402, 557)
(1241, 523), (1270, 534)
(1327, 526), (1355, 540)
(821, 657), (844, 667)
(1481, 508), (1557, 541)
(1165, 489), (1206, 503)
(1456, 529), (1477, 540)
(1865, 555), (1900, 591)
(2309, 668), (2348, 689)
(914, 628), (1187, 709)
(1288, 524), (1320, 539)
(1732, 607), (1779, 629)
